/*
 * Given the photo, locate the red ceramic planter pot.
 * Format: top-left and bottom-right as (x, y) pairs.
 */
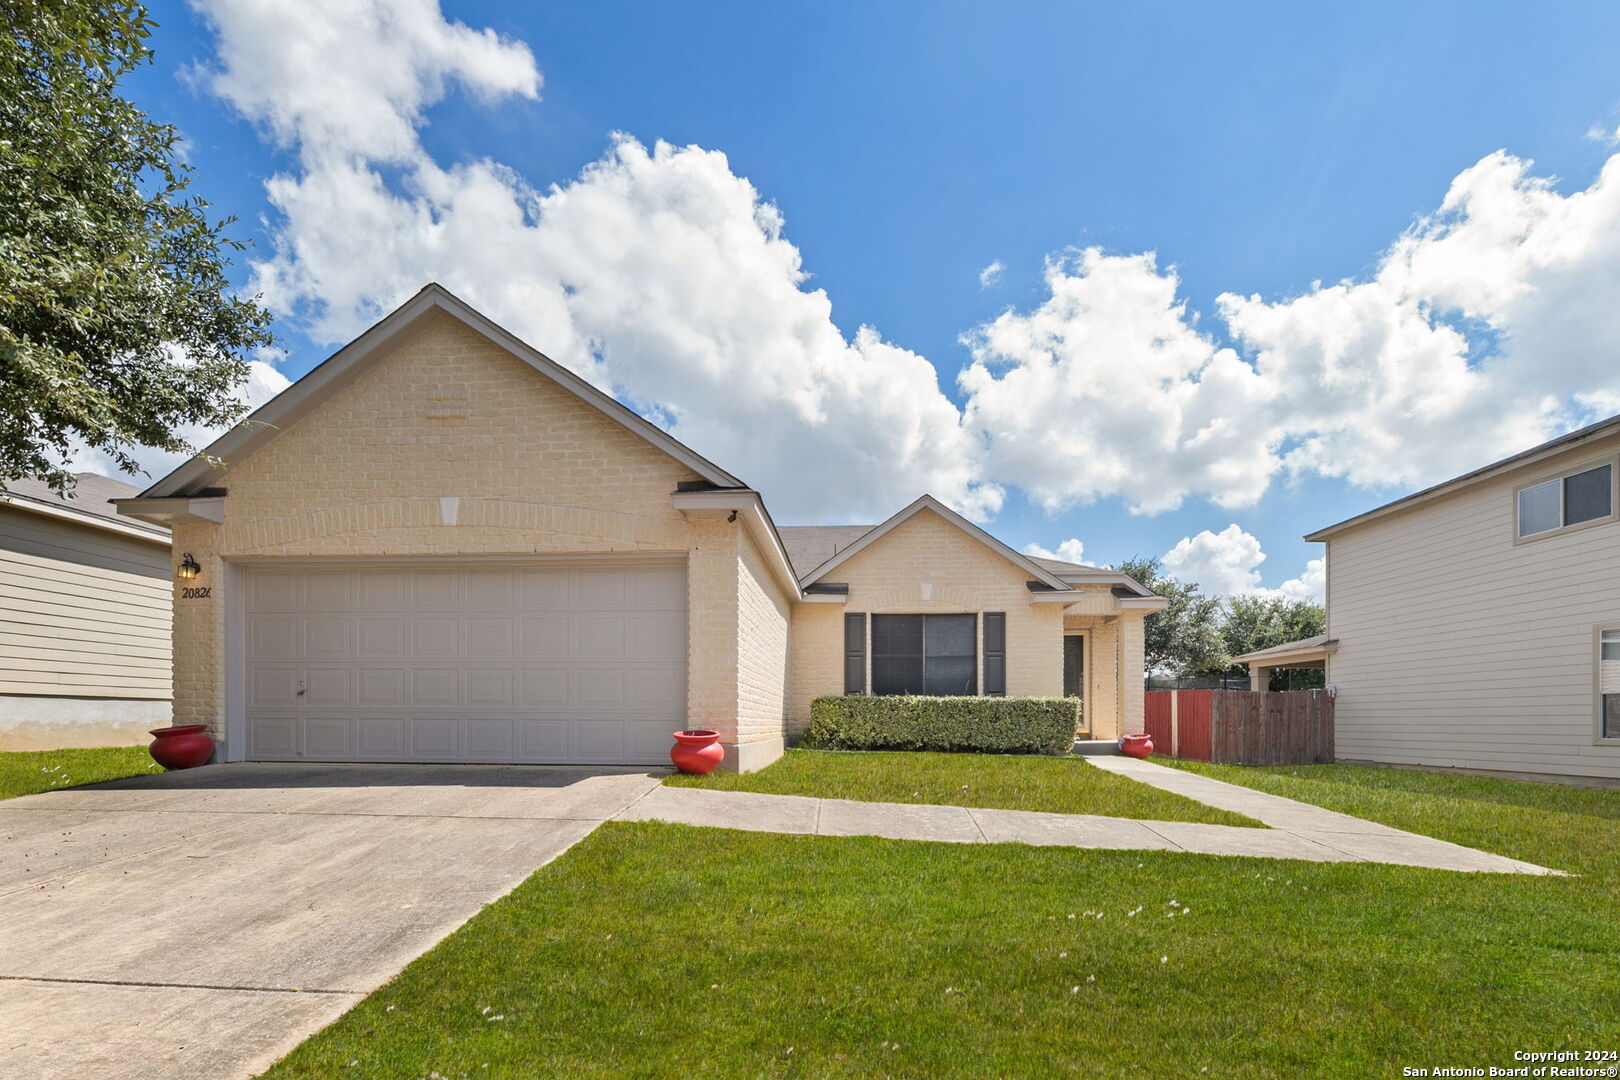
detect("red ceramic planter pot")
(149, 724), (215, 770)
(1120, 733), (1154, 759)
(670, 729), (724, 775)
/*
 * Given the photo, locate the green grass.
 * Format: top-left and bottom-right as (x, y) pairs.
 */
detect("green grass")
(664, 747), (1262, 826)
(264, 799), (1620, 1080)
(1157, 759), (1620, 876)
(0, 746), (162, 800)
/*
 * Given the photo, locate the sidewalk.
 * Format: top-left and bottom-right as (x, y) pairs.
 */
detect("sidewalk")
(617, 759), (1560, 876)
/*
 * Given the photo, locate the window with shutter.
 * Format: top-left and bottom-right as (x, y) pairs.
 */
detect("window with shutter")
(843, 612), (866, 695)
(983, 612), (1006, 697)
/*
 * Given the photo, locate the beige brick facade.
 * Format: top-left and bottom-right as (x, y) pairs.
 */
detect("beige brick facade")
(167, 311), (793, 766)
(149, 295), (1152, 773)
(786, 509), (1151, 739)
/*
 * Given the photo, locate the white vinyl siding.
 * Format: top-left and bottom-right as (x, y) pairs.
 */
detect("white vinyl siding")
(0, 506), (171, 699)
(1327, 431), (1620, 779)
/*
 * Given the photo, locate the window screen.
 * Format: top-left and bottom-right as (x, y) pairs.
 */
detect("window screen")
(871, 614), (977, 696)
(1602, 630), (1620, 740)
(1565, 465), (1612, 527)
(1518, 464), (1613, 538)
(1518, 479), (1561, 537)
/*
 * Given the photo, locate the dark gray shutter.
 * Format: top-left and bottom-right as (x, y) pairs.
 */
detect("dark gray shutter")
(844, 612), (866, 695)
(983, 612), (1006, 696)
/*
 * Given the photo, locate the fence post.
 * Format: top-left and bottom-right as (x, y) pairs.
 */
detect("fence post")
(1169, 690), (1180, 757)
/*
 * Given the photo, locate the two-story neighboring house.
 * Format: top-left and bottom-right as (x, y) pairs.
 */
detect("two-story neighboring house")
(1306, 415), (1620, 782)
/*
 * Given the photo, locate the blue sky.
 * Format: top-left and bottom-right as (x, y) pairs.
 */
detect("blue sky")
(122, 1), (1620, 597)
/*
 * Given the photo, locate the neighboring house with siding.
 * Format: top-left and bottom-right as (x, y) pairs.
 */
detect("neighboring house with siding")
(0, 473), (172, 749)
(1306, 415), (1620, 781)
(116, 284), (1164, 772)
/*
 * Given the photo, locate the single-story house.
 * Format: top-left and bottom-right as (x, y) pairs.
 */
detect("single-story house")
(117, 284), (1165, 771)
(0, 473), (172, 749)
(1305, 414), (1620, 781)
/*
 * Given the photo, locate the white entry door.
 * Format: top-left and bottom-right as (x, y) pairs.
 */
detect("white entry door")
(242, 560), (687, 764)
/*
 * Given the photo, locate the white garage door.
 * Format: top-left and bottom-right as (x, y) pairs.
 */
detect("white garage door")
(243, 560), (687, 765)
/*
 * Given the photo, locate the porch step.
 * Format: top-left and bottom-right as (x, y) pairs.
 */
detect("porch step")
(1071, 738), (1121, 756)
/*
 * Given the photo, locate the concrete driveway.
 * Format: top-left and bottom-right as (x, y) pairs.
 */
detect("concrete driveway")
(0, 763), (661, 1080)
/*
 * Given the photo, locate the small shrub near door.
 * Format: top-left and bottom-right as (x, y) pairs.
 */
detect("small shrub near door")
(805, 696), (1078, 755)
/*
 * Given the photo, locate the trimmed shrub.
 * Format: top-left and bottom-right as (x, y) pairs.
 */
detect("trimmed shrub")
(804, 696), (1079, 755)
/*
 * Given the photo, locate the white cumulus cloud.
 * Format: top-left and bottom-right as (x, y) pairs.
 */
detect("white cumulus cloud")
(189, 0), (1620, 535)
(978, 259), (1004, 288)
(1023, 538), (1088, 565)
(1160, 525), (1325, 602)
(189, 0), (1001, 525)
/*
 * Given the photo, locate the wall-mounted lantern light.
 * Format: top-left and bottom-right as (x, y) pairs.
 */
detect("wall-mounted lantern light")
(177, 552), (202, 580)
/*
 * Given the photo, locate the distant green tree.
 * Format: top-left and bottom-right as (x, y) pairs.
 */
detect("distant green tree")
(0, 0), (272, 492)
(1212, 594), (1327, 689)
(1116, 555), (1227, 677)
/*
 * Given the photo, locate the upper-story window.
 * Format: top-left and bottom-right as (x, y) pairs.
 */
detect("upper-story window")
(1516, 462), (1615, 540)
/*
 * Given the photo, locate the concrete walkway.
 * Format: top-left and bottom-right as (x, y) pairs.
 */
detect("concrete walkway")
(619, 760), (1559, 875)
(0, 764), (661, 1080)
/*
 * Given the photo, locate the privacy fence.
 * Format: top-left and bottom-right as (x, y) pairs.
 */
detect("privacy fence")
(1142, 689), (1334, 765)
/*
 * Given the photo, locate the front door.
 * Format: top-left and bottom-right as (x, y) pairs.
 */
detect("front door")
(1063, 634), (1084, 698)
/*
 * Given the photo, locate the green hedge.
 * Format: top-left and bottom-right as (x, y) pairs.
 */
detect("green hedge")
(804, 696), (1079, 755)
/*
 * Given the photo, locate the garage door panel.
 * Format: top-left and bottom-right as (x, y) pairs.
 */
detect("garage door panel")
(303, 570), (353, 607)
(519, 719), (569, 758)
(628, 613), (685, 658)
(628, 665), (685, 707)
(357, 667), (407, 706)
(520, 616), (570, 658)
(251, 716), (297, 757)
(465, 718), (516, 758)
(411, 718), (459, 758)
(244, 561), (686, 765)
(251, 668), (300, 707)
(411, 669), (460, 707)
(304, 717), (352, 757)
(356, 571), (407, 609)
(574, 720), (625, 760)
(305, 619), (353, 657)
(521, 569), (569, 606)
(464, 570), (517, 607)
(357, 619), (407, 657)
(356, 717), (406, 758)
(574, 616), (626, 658)
(630, 566), (686, 609)
(520, 666), (570, 706)
(251, 617), (300, 659)
(250, 571), (302, 610)
(412, 619), (460, 656)
(574, 569), (626, 607)
(303, 668), (353, 706)
(465, 618), (516, 657)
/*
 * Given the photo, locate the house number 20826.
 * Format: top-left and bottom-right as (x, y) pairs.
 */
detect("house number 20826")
(180, 586), (212, 599)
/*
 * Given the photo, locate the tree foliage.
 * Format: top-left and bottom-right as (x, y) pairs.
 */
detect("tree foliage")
(1117, 555), (1227, 676)
(0, 0), (272, 491)
(1119, 556), (1327, 682)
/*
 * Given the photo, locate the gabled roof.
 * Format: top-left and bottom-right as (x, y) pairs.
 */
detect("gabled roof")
(1, 472), (169, 543)
(133, 283), (747, 500)
(777, 525), (878, 578)
(1305, 412), (1620, 542)
(796, 495), (1075, 590)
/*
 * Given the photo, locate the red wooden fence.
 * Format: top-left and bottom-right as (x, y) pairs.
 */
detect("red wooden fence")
(1138, 690), (1333, 765)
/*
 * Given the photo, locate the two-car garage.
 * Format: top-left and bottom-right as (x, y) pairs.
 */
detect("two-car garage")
(242, 559), (688, 765)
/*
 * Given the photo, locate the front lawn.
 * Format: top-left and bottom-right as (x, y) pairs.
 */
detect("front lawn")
(665, 747), (1261, 826)
(264, 799), (1618, 1079)
(1158, 759), (1620, 875)
(0, 746), (161, 801)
